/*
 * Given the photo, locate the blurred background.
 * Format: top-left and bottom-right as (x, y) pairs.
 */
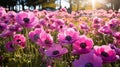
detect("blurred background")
(0, 0), (120, 12)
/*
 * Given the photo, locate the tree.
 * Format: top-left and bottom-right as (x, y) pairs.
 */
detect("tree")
(0, 0), (17, 10)
(107, 0), (120, 11)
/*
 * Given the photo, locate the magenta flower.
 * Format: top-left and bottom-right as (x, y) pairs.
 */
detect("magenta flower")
(93, 17), (102, 24)
(45, 45), (68, 58)
(0, 7), (6, 17)
(108, 18), (119, 29)
(0, 23), (7, 31)
(0, 30), (13, 38)
(54, 19), (66, 31)
(60, 8), (67, 12)
(58, 28), (79, 44)
(112, 32), (120, 40)
(16, 11), (38, 28)
(7, 23), (22, 32)
(109, 44), (120, 57)
(29, 28), (43, 42)
(13, 34), (26, 48)
(39, 19), (47, 26)
(73, 51), (102, 67)
(114, 39), (120, 46)
(94, 45), (117, 63)
(92, 17), (102, 29)
(80, 23), (89, 30)
(98, 25), (112, 34)
(7, 11), (16, 19)
(73, 35), (93, 54)
(0, 15), (10, 24)
(37, 32), (53, 48)
(5, 41), (15, 52)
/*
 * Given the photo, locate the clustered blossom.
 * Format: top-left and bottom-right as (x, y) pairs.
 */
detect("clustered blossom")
(1, 7), (120, 67)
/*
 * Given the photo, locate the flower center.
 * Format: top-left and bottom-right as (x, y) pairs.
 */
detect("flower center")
(80, 42), (86, 49)
(23, 18), (30, 23)
(60, 26), (63, 28)
(10, 44), (14, 48)
(65, 35), (72, 41)
(5, 21), (8, 24)
(85, 62), (93, 67)
(10, 15), (14, 18)
(101, 51), (109, 57)
(9, 26), (15, 31)
(17, 39), (21, 43)
(0, 26), (3, 29)
(44, 39), (51, 44)
(33, 34), (39, 41)
(94, 20), (99, 24)
(52, 50), (59, 55)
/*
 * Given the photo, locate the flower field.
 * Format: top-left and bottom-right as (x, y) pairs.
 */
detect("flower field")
(0, 7), (120, 67)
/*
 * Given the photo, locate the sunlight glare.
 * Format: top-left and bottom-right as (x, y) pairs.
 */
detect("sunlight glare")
(92, 0), (95, 10)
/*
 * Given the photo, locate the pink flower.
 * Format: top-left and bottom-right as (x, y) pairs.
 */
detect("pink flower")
(94, 45), (117, 63)
(0, 30), (13, 38)
(58, 28), (79, 44)
(29, 28), (43, 42)
(112, 32), (120, 40)
(73, 35), (93, 54)
(16, 11), (38, 28)
(0, 7), (6, 17)
(107, 18), (119, 29)
(13, 34), (26, 48)
(37, 32), (53, 48)
(93, 17), (102, 24)
(5, 41), (15, 52)
(98, 25), (112, 34)
(73, 51), (102, 67)
(45, 45), (68, 58)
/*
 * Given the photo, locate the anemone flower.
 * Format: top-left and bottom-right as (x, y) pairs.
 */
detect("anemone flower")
(98, 25), (112, 34)
(93, 17), (102, 24)
(72, 35), (93, 54)
(37, 31), (53, 48)
(16, 11), (38, 28)
(13, 34), (26, 48)
(94, 45), (118, 63)
(114, 39), (120, 46)
(109, 44), (120, 56)
(0, 23), (7, 31)
(58, 28), (79, 44)
(7, 23), (22, 32)
(80, 23), (89, 30)
(0, 7), (6, 17)
(45, 45), (68, 58)
(112, 32), (120, 40)
(73, 51), (102, 67)
(5, 41), (15, 52)
(0, 30), (13, 38)
(7, 11), (16, 19)
(92, 17), (102, 29)
(29, 28), (43, 42)
(107, 18), (119, 29)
